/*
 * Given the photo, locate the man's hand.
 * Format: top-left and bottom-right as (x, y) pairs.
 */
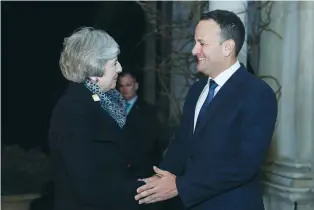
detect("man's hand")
(138, 174), (161, 184)
(135, 166), (178, 204)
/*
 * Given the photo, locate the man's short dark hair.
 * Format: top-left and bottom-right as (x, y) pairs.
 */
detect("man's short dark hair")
(201, 10), (245, 56)
(119, 71), (138, 82)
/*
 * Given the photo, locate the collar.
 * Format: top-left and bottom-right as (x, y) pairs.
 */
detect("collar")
(127, 95), (138, 106)
(208, 60), (240, 87)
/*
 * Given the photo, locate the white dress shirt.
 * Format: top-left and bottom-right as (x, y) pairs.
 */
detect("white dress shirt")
(193, 61), (241, 131)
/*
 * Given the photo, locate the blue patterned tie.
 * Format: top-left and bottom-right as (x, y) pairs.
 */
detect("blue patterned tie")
(196, 79), (218, 126)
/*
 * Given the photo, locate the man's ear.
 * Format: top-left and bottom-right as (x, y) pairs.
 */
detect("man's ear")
(222, 39), (235, 57)
(135, 82), (139, 91)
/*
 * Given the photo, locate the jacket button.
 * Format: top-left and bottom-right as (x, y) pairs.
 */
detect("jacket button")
(127, 164), (131, 168)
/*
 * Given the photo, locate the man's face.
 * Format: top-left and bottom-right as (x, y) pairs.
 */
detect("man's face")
(192, 19), (225, 77)
(119, 74), (138, 101)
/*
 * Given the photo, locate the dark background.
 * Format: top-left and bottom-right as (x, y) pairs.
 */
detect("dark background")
(2, 1), (146, 150)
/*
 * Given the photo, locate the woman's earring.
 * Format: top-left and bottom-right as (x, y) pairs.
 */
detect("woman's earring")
(89, 77), (99, 83)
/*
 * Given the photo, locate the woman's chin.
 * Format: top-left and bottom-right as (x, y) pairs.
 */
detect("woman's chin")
(111, 84), (117, 89)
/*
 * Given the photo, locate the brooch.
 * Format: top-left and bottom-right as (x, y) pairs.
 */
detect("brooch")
(92, 94), (100, 102)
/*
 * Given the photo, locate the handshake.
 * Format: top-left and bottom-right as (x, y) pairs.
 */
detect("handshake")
(134, 166), (178, 204)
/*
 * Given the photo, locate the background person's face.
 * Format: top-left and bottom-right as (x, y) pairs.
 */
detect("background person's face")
(119, 74), (138, 101)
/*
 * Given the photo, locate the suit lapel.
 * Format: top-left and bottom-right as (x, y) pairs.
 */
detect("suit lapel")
(193, 67), (246, 137)
(188, 79), (208, 140)
(126, 99), (139, 122)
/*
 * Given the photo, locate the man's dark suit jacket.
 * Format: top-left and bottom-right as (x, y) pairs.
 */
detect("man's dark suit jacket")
(48, 82), (143, 210)
(160, 66), (278, 210)
(123, 99), (166, 179)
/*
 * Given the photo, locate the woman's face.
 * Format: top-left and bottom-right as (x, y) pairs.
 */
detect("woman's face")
(91, 57), (122, 92)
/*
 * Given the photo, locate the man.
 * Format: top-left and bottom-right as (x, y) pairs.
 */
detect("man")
(119, 71), (166, 179)
(135, 10), (278, 210)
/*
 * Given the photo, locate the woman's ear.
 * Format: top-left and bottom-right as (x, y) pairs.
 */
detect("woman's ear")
(135, 82), (139, 91)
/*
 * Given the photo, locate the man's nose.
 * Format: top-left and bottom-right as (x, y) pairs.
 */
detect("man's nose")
(192, 44), (199, 55)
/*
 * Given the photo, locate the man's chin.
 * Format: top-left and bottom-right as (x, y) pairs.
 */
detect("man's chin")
(197, 67), (206, 74)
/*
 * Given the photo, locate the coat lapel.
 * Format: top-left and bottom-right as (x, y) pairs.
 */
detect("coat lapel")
(187, 79), (208, 140)
(193, 67), (246, 137)
(126, 99), (139, 119)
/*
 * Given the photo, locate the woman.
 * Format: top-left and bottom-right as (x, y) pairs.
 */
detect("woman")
(49, 27), (143, 210)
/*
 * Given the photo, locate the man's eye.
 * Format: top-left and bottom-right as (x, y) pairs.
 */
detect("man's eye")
(200, 43), (205, 46)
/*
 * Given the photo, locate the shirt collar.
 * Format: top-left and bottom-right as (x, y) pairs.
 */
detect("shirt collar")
(127, 95), (138, 105)
(208, 60), (241, 87)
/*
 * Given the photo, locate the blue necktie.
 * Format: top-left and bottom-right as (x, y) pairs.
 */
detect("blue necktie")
(126, 102), (131, 114)
(196, 79), (218, 126)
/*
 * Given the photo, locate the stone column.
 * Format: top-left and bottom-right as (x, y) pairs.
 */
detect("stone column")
(258, 2), (314, 210)
(296, 1), (314, 165)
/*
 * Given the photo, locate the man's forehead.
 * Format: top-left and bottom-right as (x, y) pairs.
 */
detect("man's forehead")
(195, 20), (220, 39)
(198, 19), (220, 29)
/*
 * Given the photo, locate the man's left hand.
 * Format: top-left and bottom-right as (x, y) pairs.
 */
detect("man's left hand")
(135, 166), (178, 204)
